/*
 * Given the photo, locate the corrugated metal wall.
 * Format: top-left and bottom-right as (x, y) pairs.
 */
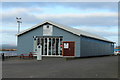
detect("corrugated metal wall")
(17, 26), (43, 54)
(17, 23), (81, 57)
(18, 23), (113, 57)
(80, 36), (114, 57)
(53, 26), (80, 57)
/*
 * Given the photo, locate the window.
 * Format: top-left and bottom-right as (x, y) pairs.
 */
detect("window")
(34, 36), (63, 56)
(47, 25), (49, 28)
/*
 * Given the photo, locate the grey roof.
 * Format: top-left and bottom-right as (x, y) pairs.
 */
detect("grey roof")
(16, 20), (114, 43)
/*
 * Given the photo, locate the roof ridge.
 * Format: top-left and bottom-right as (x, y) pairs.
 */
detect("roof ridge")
(47, 21), (108, 41)
(16, 20), (113, 43)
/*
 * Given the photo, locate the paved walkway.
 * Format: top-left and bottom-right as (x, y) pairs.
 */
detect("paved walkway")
(2, 56), (118, 78)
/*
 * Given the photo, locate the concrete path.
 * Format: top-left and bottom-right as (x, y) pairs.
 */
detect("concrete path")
(2, 56), (118, 78)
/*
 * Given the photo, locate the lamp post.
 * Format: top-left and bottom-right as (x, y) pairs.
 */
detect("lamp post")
(16, 17), (22, 33)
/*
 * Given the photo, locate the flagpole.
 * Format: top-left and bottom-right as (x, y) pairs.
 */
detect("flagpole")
(16, 17), (22, 33)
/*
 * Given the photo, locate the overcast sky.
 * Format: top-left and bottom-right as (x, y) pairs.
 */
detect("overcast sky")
(1, 2), (118, 46)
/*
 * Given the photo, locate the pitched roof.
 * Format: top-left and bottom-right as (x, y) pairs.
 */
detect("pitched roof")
(16, 20), (114, 43)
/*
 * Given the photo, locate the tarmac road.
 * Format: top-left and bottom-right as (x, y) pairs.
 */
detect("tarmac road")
(2, 56), (118, 78)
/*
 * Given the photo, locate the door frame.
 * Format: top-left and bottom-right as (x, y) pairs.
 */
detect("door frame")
(62, 41), (75, 56)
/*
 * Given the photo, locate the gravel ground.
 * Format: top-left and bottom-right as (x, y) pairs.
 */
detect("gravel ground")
(2, 55), (118, 78)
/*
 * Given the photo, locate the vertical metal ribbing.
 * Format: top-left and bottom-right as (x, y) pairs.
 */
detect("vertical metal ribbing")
(60, 38), (62, 55)
(35, 37), (38, 52)
(40, 38), (42, 55)
(47, 38), (49, 56)
(51, 38), (52, 55)
(43, 38), (45, 55)
(39, 38), (41, 45)
(58, 38), (60, 55)
(54, 38), (56, 55)
(33, 37), (37, 52)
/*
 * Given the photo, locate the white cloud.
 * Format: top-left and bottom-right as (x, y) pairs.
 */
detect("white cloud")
(2, 5), (118, 27)
(74, 26), (118, 36)
(73, 26), (118, 45)
(1, 2), (118, 46)
(35, 12), (117, 18)
(2, 7), (43, 21)
(34, 12), (118, 19)
(2, 8), (27, 18)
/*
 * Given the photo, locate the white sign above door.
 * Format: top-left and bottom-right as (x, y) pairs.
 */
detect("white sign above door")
(64, 43), (69, 48)
(43, 25), (53, 36)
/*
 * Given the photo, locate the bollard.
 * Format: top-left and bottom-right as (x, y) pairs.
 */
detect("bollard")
(37, 44), (42, 61)
(2, 53), (5, 61)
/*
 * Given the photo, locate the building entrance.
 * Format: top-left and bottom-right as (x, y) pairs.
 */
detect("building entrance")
(33, 36), (63, 56)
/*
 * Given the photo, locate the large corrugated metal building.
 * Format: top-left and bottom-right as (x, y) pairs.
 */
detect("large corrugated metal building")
(16, 21), (114, 57)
